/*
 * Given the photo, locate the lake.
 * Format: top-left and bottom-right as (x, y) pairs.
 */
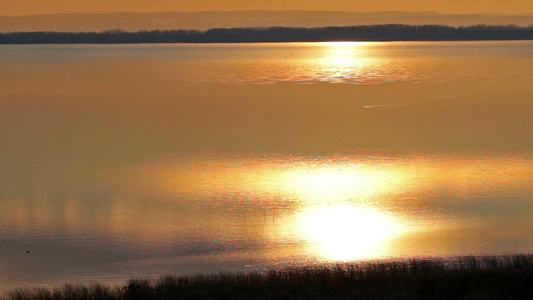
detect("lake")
(0, 41), (532, 291)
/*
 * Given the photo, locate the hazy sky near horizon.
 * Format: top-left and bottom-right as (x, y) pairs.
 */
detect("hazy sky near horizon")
(1, 0), (532, 16)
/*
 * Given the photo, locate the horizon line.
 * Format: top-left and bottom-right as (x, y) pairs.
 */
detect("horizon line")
(3, 10), (533, 18)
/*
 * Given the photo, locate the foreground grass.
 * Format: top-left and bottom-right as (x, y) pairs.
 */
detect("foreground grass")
(5, 254), (533, 300)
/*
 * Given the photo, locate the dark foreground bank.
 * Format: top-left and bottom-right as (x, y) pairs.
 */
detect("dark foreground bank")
(4, 254), (533, 300)
(1, 24), (533, 44)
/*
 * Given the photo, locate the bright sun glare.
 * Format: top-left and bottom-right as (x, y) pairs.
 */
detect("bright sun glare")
(296, 204), (402, 261)
(320, 42), (369, 70)
(273, 163), (409, 260)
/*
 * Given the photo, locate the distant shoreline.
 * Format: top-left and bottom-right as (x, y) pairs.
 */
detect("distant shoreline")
(1, 24), (532, 44)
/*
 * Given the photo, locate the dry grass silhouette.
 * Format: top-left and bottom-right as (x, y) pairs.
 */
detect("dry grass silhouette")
(5, 254), (532, 299)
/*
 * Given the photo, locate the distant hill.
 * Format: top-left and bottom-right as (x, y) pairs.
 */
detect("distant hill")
(1, 11), (532, 32)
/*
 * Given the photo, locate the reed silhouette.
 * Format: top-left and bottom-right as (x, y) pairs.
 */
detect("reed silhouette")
(4, 254), (532, 299)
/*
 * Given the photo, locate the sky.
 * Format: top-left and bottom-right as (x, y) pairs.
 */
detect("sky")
(1, 0), (532, 16)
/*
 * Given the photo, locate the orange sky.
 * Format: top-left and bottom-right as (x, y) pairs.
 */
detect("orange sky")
(1, 0), (532, 16)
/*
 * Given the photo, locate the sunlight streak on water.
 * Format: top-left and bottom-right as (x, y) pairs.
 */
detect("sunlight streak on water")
(277, 165), (407, 201)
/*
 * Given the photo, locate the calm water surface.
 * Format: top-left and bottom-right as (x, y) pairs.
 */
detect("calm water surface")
(0, 41), (532, 290)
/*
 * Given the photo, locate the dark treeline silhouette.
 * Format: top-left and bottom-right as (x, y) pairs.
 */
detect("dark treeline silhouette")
(1, 24), (533, 44)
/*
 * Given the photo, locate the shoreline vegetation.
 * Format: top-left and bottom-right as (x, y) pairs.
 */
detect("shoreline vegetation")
(4, 254), (532, 300)
(1, 24), (533, 44)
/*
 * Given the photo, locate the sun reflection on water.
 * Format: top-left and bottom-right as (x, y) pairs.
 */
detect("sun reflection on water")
(112, 153), (533, 261)
(273, 161), (410, 260)
(278, 165), (406, 201)
(320, 42), (369, 67)
(316, 42), (374, 83)
(295, 204), (404, 261)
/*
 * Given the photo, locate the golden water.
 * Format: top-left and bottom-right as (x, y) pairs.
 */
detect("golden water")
(0, 41), (531, 290)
